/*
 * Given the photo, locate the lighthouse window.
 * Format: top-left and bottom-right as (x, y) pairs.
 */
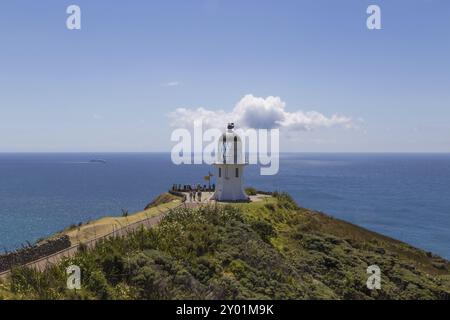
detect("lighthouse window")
(234, 136), (238, 164)
(235, 168), (239, 178)
(219, 168), (222, 177)
(222, 135), (227, 164)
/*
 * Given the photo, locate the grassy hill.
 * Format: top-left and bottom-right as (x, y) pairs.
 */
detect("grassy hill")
(57, 193), (181, 245)
(1, 193), (449, 300)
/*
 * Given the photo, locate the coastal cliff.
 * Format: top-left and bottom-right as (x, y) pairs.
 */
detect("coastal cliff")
(1, 192), (449, 300)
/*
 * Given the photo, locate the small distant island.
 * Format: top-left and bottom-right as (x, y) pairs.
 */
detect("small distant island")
(0, 190), (449, 300)
(89, 159), (107, 164)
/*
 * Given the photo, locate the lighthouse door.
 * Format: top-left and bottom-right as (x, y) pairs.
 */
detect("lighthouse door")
(224, 167), (229, 179)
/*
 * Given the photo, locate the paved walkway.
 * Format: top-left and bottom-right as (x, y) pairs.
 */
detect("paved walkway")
(183, 191), (270, 204)
(182, 191), (215, 207)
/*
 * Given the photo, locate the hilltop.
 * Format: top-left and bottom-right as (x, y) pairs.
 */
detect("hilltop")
(1, 192), (449, 299)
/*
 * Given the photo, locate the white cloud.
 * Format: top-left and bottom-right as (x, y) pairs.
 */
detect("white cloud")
(168, 94), (354, 131)
(163, 81), (180, 87)
(234, 95), (286, 129)
(168, 107), (232, 129)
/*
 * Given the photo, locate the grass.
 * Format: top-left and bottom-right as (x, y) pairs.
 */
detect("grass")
(0, 282), (13, 300)
(236, 194), (449, 277)
(54, 193), (182, 245)
(1, 192), (449, 300)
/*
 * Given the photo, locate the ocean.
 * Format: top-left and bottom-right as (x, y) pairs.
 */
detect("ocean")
(0, 153), (449, 259)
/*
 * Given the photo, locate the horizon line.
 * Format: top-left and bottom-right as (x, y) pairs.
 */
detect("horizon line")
(0, 151), (449, 154)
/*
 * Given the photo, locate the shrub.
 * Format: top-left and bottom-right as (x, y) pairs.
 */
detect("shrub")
(250, 219), (276, 243)
(273, 192), (298, 210)
(5, 197), (450, 300)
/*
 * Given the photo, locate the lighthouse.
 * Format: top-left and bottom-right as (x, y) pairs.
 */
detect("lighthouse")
(213, 123), (249, 202)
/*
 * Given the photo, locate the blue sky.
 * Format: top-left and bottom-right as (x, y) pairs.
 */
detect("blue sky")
(0, 0), (449, 152)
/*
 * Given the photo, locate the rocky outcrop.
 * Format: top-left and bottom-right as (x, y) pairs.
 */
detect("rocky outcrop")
(0, 236), (71, 273)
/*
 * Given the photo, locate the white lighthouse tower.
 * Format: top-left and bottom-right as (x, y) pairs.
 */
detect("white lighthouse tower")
(213, 123), (249, 202)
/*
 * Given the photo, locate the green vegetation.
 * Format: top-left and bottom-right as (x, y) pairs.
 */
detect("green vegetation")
(55, 193), (181, 245)
(1, 193), (449, 300)
(244, 187), (258, 196)
(144, 193), (181, 209)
